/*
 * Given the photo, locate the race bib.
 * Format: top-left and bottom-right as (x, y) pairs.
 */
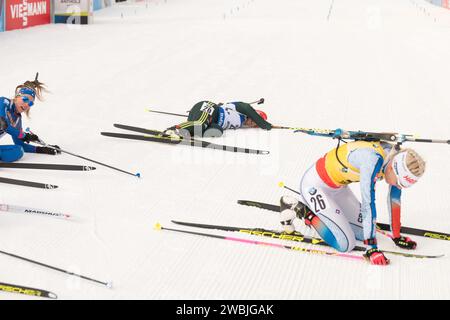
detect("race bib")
(217, 103), (246, 130)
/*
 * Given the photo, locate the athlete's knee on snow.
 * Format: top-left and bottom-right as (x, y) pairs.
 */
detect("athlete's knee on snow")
(203, 123), (223, 138)
(0, 145), (24, 162)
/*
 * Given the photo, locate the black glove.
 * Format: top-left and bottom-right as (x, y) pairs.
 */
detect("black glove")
(20, 132), (40, 143)
(0, 117), (7, 132)
(36, 145), (61, 155)
(392, 236), (417, 250)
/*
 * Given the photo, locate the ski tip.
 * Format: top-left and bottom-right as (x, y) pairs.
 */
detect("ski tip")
(278, 181), (285, 188)
(48, 292), (58, 299)
(154, 222), (162, 231)
(106, 281), (113, 289)
(135, 173), (141, 178)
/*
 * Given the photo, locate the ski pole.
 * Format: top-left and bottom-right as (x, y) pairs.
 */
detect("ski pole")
(144, 109), (188, 117)
(155, 223), (364, 261)
(0, 249), (112, 287)
(278, 181), (301, 195)
(272, 125), (304, 130)
(26, 129), (141, 178)
(145, 98), (265, 118)
(403, 136), (450, 145)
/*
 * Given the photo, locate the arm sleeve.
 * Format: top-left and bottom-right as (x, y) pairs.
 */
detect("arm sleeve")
(357, 153), (384, 241)
(387, 185), (402, 238)
(234, 102), (272, 130)
(5, 115), (37, 153)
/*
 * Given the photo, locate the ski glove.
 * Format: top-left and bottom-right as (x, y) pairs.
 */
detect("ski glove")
(36, 145), (61, 155)
(392, 236), (417, 250)
(0, 117), (7, 132)
(20, 132), (40, 143)
(364, 248), (390, 266)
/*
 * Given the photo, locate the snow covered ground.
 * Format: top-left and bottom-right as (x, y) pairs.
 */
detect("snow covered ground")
(0, 0), (449, 300)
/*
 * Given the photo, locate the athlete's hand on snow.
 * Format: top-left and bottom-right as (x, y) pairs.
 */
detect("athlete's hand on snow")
(36, 145), (61, 155)
(20, 132), (40, 143)
(364, 248), (390, 265)
(392, 236), (417, 250)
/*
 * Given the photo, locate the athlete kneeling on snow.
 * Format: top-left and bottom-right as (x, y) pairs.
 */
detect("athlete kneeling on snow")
(0, 76), (61, 162)
(279, 141), (426, 265)
(163, 101), (272, 138)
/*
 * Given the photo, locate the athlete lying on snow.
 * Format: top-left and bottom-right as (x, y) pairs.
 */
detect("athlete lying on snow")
(163, 100), (272, 138)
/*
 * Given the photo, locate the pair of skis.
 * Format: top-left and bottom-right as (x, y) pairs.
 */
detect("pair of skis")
(101, 124), (270, 155)
(0, 163), (96, 189)
(237, 199), (450, 242)
(169, 220), (443, 259)
(157, 199), (447, 262)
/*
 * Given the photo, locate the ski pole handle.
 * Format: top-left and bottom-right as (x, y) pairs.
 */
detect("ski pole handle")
(248, 98), (264, 105)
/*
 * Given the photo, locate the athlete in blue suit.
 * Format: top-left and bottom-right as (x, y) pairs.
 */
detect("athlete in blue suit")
(0, 76), (60, 162)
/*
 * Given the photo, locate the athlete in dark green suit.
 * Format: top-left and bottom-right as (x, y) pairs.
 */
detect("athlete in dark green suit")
(164, 101), (272, 138)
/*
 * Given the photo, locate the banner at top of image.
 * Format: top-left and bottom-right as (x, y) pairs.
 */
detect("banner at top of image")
(5, 0), (50, 31)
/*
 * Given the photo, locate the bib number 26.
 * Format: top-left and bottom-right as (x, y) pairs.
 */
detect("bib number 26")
(310, 194), (326, 212)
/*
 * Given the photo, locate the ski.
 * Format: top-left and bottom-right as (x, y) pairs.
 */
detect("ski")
(101, 131), (270, 155)
(113, 123), (162, 135)
(155, 223), (365, 262)
(237, 199), (450, 242)
(0, 203), (70, 219)
(294, 127), (449, 145)
(0, 281), (57, 299)
(0, 177), (57, 189)
(171, 220), (443, 259)
(0, 162), (96, 171)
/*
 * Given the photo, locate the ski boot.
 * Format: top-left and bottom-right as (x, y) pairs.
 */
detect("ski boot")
(280, 195), (316, 229)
